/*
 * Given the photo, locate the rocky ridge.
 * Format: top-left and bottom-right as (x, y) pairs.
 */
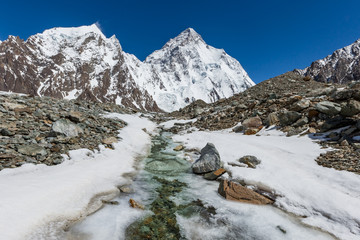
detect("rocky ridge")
(164, 72), (360, 174)
(0, 92), (134, 170)
(297, 38), (360, 83)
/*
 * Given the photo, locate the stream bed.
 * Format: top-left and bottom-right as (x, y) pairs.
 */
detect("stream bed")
(66, 132), (335, 240)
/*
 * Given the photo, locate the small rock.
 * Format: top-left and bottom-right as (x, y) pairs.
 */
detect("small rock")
(102, 137), (118, 145)
(232, 125), (244, 133)
(68, 111), (84, 123)
(203, 168), (226, 180)
(0, 128), (15, 136)
(173, 145), (184, 151)
(239, 155), (261, 168)
(308, 127), (317, 134)
(129, 198), (144, 209)
(340, 140), (349, 146)
(267, 112), (279, 126)
(120, 185), (134, 193)
(102, 200), (119, 205)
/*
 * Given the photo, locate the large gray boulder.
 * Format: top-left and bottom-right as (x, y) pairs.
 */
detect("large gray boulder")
(192, 143), (221, 174)
(315, 101), (341, 115)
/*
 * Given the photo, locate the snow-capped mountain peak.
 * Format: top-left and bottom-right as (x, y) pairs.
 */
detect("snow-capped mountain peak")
(139, 27), (255, 112)
(0, 25), (253, 112)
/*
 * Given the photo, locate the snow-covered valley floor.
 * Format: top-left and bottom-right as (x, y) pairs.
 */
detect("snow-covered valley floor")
(0, 115), (359, 240)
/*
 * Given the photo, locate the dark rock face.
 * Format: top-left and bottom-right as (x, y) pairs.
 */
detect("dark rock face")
(192, 143), (221, 174)
(300, 39), (360, 83)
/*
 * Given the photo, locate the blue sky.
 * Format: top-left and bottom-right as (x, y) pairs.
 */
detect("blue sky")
(1, 0), (360, 83)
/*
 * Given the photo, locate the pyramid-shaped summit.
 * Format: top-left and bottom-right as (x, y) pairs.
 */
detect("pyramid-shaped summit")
(138, 27), (255, 112)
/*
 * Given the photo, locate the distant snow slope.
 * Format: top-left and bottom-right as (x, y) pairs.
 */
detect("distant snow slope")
(127, 28), (255, 112)
(0, 25), (254, 112)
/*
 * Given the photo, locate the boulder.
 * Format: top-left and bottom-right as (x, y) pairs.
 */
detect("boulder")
(52, 119), (83, 137)
(278, 110), (301, 126)
(293, 117), (309, 127)
(315, 101), (341, 115)
(340, 100), (360, 117)
(218, 179), (273, 205)
(192, 143), (221, 174)
(204, 168), (226, 180)
(232, 125), (244, 133)
(239, 155), (261, 168)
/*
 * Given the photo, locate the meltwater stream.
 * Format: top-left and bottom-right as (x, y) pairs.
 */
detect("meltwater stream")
(66, 132), (335, 240)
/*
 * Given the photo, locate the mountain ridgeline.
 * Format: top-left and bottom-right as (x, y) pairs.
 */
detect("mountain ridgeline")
(0, 25), (254, 112)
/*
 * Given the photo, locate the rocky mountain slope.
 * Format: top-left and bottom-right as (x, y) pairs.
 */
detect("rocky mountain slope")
(164, 72), (360, 174)
(0, 25), (254, 112)
(298, 38), (360, 83)
(0, 25), (160, 112)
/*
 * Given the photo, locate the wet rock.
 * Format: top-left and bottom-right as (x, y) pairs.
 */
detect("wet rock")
(315, 101), (341, 115)
(192, 143), (221, 174)
(119, 185), (134, 193)
(17, 144), (47, 156)
(238, 155), (261, 168)
(218, 179), (273, 205)
(173, 145), (184, 151)
(129, 199), (144, 210)
(244, 128), (260, 135)
(203, 168), (226, 180)
(52, 119), (83, 137)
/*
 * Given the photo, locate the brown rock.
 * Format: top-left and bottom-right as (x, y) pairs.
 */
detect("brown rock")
(14, 107), (33, 113)
(244, 127), (262, 135)
(102, 137), (118, 145)
(204, 168), (226, 180)
(129, 198), (144, 209)
(218, 179), (273, 205)
(242, 116), (262, 130)
(308, 127), (317, 133)
(173, 145), (184, 151)
(68, 111), (84, 123)
(308, 109), (319, 118)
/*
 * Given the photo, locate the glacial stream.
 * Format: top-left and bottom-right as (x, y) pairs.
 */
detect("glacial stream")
(66, 132), (335, 240)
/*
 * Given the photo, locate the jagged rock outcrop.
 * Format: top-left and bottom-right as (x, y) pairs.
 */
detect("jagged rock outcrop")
(297, 39), (360, 83)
